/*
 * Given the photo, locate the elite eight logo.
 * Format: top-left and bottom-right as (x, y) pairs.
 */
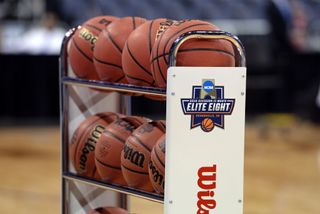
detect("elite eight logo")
(181, 79), (235, 132)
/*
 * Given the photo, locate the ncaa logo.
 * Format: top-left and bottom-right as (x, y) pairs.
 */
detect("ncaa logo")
(202, 80), (214, 93)
(181, 79), (235, 132)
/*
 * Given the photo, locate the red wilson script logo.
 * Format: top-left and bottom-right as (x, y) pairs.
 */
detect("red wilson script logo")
(197, 164), (217, 214)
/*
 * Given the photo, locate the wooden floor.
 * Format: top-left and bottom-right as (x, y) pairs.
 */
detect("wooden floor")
(0, 116), (319, 213)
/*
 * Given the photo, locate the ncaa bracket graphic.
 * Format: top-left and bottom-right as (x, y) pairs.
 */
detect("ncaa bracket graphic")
(181, 79), (235, 132)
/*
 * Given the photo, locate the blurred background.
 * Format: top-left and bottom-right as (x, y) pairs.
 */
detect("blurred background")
(1, 0), (320, 123)
(0, 0), (319, 213)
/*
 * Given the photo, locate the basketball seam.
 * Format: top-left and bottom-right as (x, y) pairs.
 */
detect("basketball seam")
(72, 38), (93, 62)
(126, 42), (153, 77)
(96, 113), (120, 123)
(125, 73), (153, 85)
(154, 147), (165, 168)
(105, 29), (122, 53)
(75, 113), (118, 168)
(155, 28), (164, 84)
(92, 166), (97, 177)
(96, 208), (112, 214)
(130, 135), (152, 152)
(153, 23), (212, 86)
(151, 47), (235, 63)
(157, 122), (166, 132)
(151, 53), (158, 85)
(151, 52), (169, 63)
(73, 116), (107, 171)
(176, 47), (235, 57)
(132, 16), (136, 30)
(123, 117), (145, 127)
(93, 56), (122, 69)
(73, 120), (97, 167)
(121, 164), (149, 175)
(102, 129), (126, 144)
(148, 20), (154, 54)
(162, 23), (212, 65)
(160, 123), (166, 131)
(95, 157), (122, 170)
(85, 24), (102, 32)
(115, 76), (125, 83)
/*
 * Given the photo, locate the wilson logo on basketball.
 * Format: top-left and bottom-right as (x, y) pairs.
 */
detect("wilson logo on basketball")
(79, 28), (98, 47)
(148, 160), (164, 190)
(155, 19), (175, 40)
(123, 144), (145, 168)
(79, 124), (105, 170)
(197, 164), (217, 213)
(181, 79), (235, 132)
(137, 123), (154, 134)
(98, 18), (112, 26)
(155, 19), (190, 40)
(114, 119), (136, 132)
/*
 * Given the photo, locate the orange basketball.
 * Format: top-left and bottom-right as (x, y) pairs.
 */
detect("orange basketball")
(87, 207), (128, 214)
(148, 134), (166, 194)
(93, 17), (147, 83)
(95, 116), (149, 185)
(201, 118), (214, 132)
(151, 19), (236, 88)
(68, 16), (118, 80)
(121, 120), (166, 192)
(122, 18), (175, 86)
(69, 112), (120, 179)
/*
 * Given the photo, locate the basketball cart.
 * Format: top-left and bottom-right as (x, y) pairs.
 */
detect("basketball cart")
(60, 28), (246, 213)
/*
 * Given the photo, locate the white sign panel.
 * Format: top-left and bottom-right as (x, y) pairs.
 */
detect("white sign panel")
(165, 67), (246, 214)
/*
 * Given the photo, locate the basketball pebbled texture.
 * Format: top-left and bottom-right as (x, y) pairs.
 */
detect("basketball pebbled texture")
(69, 112), (121, 179)
(121, 120), (166, 191)
(148, 134), (166, 194)
(94, 116), (149, 185)
(122, 18), (175, 86)
(68, 16), (118, 80)
(93, 16), (147, 83)
(150, 19), (236, 88)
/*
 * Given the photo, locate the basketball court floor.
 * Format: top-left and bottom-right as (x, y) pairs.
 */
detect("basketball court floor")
(0, 115), (319, 214)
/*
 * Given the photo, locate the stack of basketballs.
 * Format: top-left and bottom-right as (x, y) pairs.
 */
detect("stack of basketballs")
(68, 15), (235, 196)
(68, 16), (236, 93)
(70, 112), (166, 194)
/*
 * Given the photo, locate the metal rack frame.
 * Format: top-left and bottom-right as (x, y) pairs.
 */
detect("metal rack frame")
(59, 28), (246, 213)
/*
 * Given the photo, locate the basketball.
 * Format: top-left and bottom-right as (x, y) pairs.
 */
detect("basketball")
(87, 207), (128, 214)
(201, 118), (214, 132)
(95, 116), (149, 185)
(69, 112), (120, 179)
(122, 18), (175, 86)
(68, 16), (118, 80)
(93, 16), (147, 83)
(148, 134), (166, 194)
(151, 19), (236, 88)
(121, 120), (166, 192)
